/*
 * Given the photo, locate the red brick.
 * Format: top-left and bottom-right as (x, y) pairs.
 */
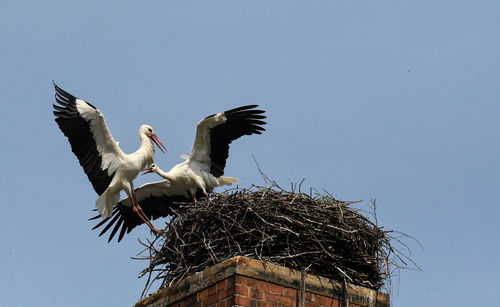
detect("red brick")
(203, 293), (220, 307)
(314, 294), (337, 306)
(259, 282), (283, 295)
(234, 295), (252, 306)
(220, 285), (235, 300)
(283, 287), (298, 298)
(264, 292), (278, 303)
(279, 295), (292, 306)
(208, 284), (217, 296)
(235, 284), (249, 297)
(178, 294), (197, 307)
(216, 279), (227, 292)
(236, 275), (258, 289)
(248, 287), (264, 300)
(226, 275), (236, 287)
(330, 301), (340, 307)
(161, 271), (379, 307)
(198, 288), (209, 300)
(305, 292), (314, 302)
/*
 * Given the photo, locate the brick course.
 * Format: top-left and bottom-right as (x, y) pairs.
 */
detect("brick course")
(135, 256), (388, 307)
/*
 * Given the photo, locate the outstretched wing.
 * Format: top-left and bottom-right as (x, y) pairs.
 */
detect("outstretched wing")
(90, 181), (193, 242)
(53, 83), (126, 195)
(190, 105), (266, 177)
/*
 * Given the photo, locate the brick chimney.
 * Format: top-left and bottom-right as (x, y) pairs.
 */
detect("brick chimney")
(135, 256), (389, 307)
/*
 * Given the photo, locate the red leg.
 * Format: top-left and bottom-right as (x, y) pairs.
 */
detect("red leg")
(131, 195), (162, 234)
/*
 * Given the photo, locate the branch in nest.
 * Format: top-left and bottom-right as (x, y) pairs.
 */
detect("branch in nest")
(135, 183), (419, 298)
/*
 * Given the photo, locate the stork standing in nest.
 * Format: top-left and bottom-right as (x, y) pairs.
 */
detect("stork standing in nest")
(53, 83), (167, 233)
(90, 105), (267, 242)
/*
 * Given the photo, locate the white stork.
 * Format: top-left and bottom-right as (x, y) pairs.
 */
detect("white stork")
(90, 105), (267, 242)
(53, 83), (167, 233)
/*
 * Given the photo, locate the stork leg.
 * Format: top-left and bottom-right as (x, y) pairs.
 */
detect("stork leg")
(194, 193), (209, 203)
(131, 195), (162, 234)
(193, 190), (199, 203)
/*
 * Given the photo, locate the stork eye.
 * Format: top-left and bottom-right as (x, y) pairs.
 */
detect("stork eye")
(148, 128), (153, 133)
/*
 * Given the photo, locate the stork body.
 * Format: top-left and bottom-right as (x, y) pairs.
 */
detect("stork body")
(94, 126), (157, 218)
(91, 105), (266, 242)
(145, 105), (266, 200)
(146, 162), (236, 201)
(53, 83), (166, 232)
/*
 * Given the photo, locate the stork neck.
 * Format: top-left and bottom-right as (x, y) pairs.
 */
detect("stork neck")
(155, 167), (174, 181)
(137, 134), (155, 166)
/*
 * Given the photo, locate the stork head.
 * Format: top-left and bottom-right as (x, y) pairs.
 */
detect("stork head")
(140, 125), (167, 153)
(142, 163), (158, 175)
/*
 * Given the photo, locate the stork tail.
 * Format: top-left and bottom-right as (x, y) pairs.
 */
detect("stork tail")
(95, 189), (119, 218)
(218, 176), (238, 186)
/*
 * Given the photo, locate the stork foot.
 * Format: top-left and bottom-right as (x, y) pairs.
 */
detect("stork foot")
(152, 230), (164, 238)
(131, 195), (160, 234)
(149, 226), (163, 235)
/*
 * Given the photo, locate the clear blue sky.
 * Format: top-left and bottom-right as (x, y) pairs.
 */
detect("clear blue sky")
(1, 1), (499, 306)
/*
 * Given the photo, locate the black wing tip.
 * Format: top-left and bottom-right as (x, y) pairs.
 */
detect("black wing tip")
(228, 104), (258, 110)
(108, 218), (124, 242)
(91, 215), (109, 229)
(205, 105), (266, 120)
(53, 81), (66, 94)
(53, 82), (68, 96)
(226, 106), (267, 121)
(53, 83), (77, 106)
(53, 83), (98, 110)
(226, 104), (264, 114)
(252, 127), (265, 134)
(88, 214), (101, 221)
(90, 204), (128, 243)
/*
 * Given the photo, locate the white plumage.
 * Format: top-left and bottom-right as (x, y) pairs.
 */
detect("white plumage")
(91, 105), (266, 242)
(143, 163), (237, 201)
(144, 105), (266, 199)
(53, 83), (167, 232)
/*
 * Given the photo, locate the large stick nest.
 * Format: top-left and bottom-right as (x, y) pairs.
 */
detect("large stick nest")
(137, 184), (415, 296)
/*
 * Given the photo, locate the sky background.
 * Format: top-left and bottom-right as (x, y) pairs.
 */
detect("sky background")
(1, 1), (499, 306)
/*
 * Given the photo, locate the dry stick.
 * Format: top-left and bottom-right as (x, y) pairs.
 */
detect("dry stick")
(341, 278), (350, 307)
(300, 269), (306, 307)
(299, 264), (311, 307)
(136, 185), (417, 297)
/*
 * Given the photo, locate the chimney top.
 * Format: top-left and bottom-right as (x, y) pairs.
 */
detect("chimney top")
(136, 256), (389, 307)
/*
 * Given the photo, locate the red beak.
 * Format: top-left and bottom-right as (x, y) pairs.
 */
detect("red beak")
(149, 133), (167, 153)
(141, 167), (154, 175)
